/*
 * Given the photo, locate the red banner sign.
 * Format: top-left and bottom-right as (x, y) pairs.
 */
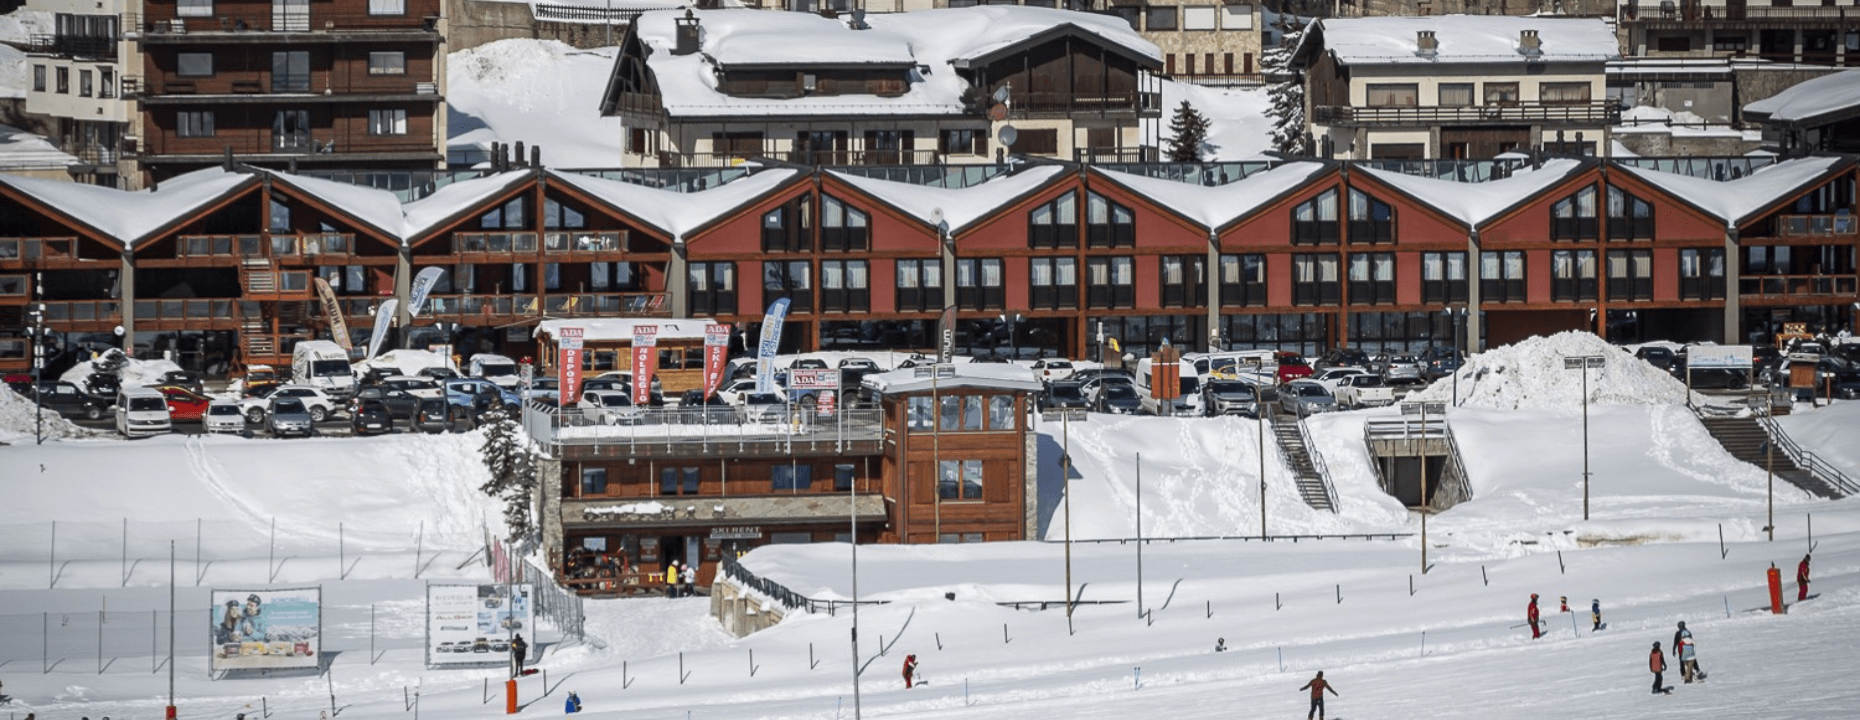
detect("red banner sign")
(631, 325), (659, 406)
(703, 324), (730, 400)
(558, 327), (584, 406)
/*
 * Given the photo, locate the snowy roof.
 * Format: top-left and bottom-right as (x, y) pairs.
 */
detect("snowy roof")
(625, 6), (1158, 118)
(534, 317), (718, 343)
(1310, 16), (1618, 66)
(548, 167), (801, 242)
(1094, 162), (1329, 231)
(1742, 70), (1860, 125)
(1357, 159), (1586, 229)
(1615, 156), (1851, 226)
(862, 363), (1042, 395)
(264, 170), (409, 243)
(829, 164), (1068, 234)
(0, 167), (256, 248)
(400, 170), (537, 243)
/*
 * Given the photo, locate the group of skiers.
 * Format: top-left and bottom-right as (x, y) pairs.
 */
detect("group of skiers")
(1649, 621), (1708, 694)
(665, 560), (698, 598)
(1524, 594), (1607, 639)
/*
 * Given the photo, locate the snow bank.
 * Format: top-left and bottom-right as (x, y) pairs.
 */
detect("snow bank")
(1159, 80), (1275, 161)
(1775, 400), (1860, 481)
(1409, 331), (1692, 410)
(58, 350), (183, 389)
(446, 39), (625, 167)
(356, 348), (457, 377)
(0, 387), (94, 443)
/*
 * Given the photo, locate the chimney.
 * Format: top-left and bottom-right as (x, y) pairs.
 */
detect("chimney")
(1416, 30), (1438, 58)
(674, 9), (700, 56)
(514, 141), (527, 167)
(531, 145), (542, 169)
(1519, 29), (1543, 57)
(223, 146), (235, 171)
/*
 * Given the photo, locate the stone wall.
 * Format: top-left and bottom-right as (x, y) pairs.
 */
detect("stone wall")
(1734, 67), (1843, 122)
(710, 579), (787, 637)
(447, 0), (632, 51)
(1615, 131), (1759, 157)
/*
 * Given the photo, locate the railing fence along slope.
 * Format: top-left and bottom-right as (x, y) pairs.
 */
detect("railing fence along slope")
(1755, 414), (1860, 497)
(1296, 416), (1340, 513)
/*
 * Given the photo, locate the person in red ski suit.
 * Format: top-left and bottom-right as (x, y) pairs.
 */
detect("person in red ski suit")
(902, 654), (917, 689)
(1527, 594), (1542, 639)
(1797, 554), (1812, 601)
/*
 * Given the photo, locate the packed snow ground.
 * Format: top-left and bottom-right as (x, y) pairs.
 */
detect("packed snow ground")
(2, 331), (1858, 719)
(445, 40), (627, 167)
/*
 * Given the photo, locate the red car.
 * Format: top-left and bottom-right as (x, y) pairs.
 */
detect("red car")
(153, 385), (213, 420)
(1275, 351), (1314, 384)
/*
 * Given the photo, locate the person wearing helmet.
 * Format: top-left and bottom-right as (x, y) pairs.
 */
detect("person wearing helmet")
(1527, 594), (1542, 640)
(1649, 642), (1668, 694)
(1798, 554), (1812, 601)
(1591, 599), (1604, 632)
(902, 654), (918, 689)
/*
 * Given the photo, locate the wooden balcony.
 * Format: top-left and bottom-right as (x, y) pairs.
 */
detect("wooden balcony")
(1313, 101), (1619, 128)
(0, 238), (89, 269)
(127, 12), (439, 41)
(542, 292), (671, 317)
(134, 298), (241, 329)
(1739, 274), (1858, 302)
(1771, 214), (1858, 239)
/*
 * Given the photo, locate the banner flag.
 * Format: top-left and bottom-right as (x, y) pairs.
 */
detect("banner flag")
(558, 327), (585, 403)
(755, 298), (791, 394)
(365, 298), (399, 360)
(408, 266), (447, 318)
(313, 277), (352, 349)
(703, 324), (730, 400)
(632, 325), (659, 406)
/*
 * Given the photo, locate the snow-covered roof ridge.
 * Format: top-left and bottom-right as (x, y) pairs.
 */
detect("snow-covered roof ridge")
(262, 169), (411, 244)
(400, 169), (539, 243)
(1356, 158), (1586, 229)
(863, 362), (1043, 395)
(1315, 15), (1618, 65)
(1093, 162), (1330, 231)
(0, 167), (257, 248)
(1743, 69), (1860, 124)
(1615, 155), (1851, 226)
(828, 164), (1069, 234)
(546, 166), (802, 242)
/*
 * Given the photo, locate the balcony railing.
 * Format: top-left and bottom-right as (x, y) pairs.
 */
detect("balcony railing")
(1313, 101), (1619, 127)
(544, 231), (628, 254)
(42, 300), (123, 323)
(1739, 274), (1859, 300)
(453, 232), (538, 256)
(127, 12), (439, 36)
(542, 292), (670, 317)
(1074, 146), (1159, 164)
(785, 149), (943, 166)
(134, 298), (237, 321)
(26, 34), (118, 59)
(1625, 3), (1857, 21)
(423, 294), (540, 317)
(0, 238), (80, 265)
(139, 133), (436, 158)
(529, 404), (887, 460)
(1772, 214), (1857, 238)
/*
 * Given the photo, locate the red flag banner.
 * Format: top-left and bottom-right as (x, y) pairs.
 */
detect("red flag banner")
(703, 324), (730, 400)
(632, 325), (659, 406)
(558, 327), (585, 404)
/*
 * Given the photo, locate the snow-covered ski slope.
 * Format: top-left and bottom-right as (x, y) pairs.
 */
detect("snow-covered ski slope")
(1, 330), (1857, 719)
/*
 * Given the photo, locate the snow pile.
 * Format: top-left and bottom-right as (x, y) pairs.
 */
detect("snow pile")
(582, 501), (673, 519)
(0, 45), (23, 99)
(0, 123), (79, 168)
(1409, 331), (1692, 410)
(0, 387), (93, 442)
(58, 350), (184, 389)
(446, 40), (625, 167)
(1159, 80), (1275, 161)
(356, 348), (457, 377)
(1744, 68), (1860, 123)
(1776, 401), (1860, 480)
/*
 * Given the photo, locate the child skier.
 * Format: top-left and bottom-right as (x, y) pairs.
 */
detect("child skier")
(1527, 594), (1542, 639)
(1798, 553), (1812, 601)
(1649, 642), (1667, 694)
(1591, 599), (1603, 631)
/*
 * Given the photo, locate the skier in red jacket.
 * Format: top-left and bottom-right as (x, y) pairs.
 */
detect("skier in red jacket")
(1527, 594), (1542, 639)
(1797, 554), (1812, 601)
(902, 654), (918, 689)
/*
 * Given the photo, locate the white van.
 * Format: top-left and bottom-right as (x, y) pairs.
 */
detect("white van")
(115, 387), (172, 438)
(1135, 357), (1201, 416)
(292, 339), (357, 400)
(1186, 350), (1278, 384)
(468, 353), (521, 390)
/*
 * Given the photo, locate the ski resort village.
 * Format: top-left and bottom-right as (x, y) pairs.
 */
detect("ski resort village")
(6, 0), (1860, 718)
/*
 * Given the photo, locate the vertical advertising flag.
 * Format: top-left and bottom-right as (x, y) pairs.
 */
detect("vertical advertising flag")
(312, 277), (353, 349)
(703, 323), (730, 400)
(365, 298), (399, 360)
(937, 305), (958, 364)
(632, 324), (659, 406)
(558, 327), (585, 404)
(755, 298), (791, 394)
(408, 266), (447, 318)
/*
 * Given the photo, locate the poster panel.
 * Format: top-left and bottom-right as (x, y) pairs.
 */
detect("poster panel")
(426, 584), (534, 666)
(703, 324), (730, 400)
(632, 325), (659, 406)
(209, 587), (322, 671)
(558, 327), (585, 405)
(1689, 345), (1753, 370)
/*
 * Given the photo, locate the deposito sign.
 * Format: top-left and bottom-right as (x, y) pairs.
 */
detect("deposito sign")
(558, 327), (585, 403)
(426, 584), (534, 667)
(209, 587), (322, 671)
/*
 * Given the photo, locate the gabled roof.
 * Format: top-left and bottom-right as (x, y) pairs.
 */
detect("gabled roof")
(827, 163), (1070, 236)
(546, 167), (803, 243)
(1614, 155), (1856, 227)
(1355, 159), (1588, 230)
(1090, 162), (1331, 233)
(1743, 70), (1860, 128)
(704, 10), (917, 68)
(0, 168), (257, 249)
(1302, 16), (1617, 67)
(401, 170), (539, 245)
(263, 170), (409, 245)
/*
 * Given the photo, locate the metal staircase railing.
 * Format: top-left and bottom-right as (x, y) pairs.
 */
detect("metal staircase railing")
(1295, 416), (1339, 512)
(1756, 414), (1859, 497)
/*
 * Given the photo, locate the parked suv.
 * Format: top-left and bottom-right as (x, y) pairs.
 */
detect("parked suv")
(1278, 380), (1338, 417)
(1201, 379), (1263, 417)
(30, 381), (110, 421)
(115, 387), (173, 438)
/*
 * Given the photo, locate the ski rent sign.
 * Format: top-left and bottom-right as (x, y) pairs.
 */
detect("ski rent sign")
(558, 327), (585, 403)
(632, 325), (659, 406)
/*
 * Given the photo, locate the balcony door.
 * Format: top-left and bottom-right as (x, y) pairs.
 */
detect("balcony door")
(273, 0), (310, 31)
(273, 109), (313, 152)
(272, 51), (310, 92)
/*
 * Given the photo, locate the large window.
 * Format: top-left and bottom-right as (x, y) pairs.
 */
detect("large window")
(1145, 6), (1177, 30)
(1421, 252), (1468, 304)
(938, 460), (984, 500)
(1366, 83), (1419, 107)
(32, 65), (45, 92)
(1029, 257), (1077, 310)
(1540, 82), (1592, 104)
(272, 51), (310, 92)
(895, 259), (942, 313)
(863, 129), (913, 164)
(773, 464), (813, 491)
(1160, 255), (1206, 308)
(820, 260), (869, 313)
(55, 67), (67, 94)
(1086, 191), (1136, 248)
(368, 108), (407, 136)
(1481, 251), (1526, 303)
(1552, 186), (1599, 241)
(1029, 191), (1078, 249)
(1607, 249), (1653, 301)
(177, 52), (213, 77)
(1679, 248), (1725, 300)
(834, 464), (857, 492)
(177, 111), (215, 138)
(987, 395), (1014, 431)
(908, 396), (934, 430)
(1438, 83), (1474, 107)
(177, 0), (212, 18)
(761, 197), (811, 252)
(1292, 189), (1340, 244)
(1347, 189), (1394, 244)
(1220, 253), (1266, 307)
(580, 468), (607, 495)
(763, 261), (813, 313)
(1606, 186), (1655, 241)
(368, 51), (407, 76)
(940, 129), (985, 157)
(1348, 252), (1396, 305)
(1086, 256), (1135, 309)
(1484, 82), (1520, 106)
(1292, 253), (1340, 306)
(956, 258), (1004, 311)
(688, 262), (736, 316)
(1551, 249), (1597, 302)
(820, 195), (869, 251)
(368, 0), (406, 14)
(660, 466), (701, 495)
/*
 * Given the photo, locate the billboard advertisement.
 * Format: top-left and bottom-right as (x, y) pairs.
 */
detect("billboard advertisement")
(209, 587), (322, 671)
(1690, 345), (1753, 370)
(426, 584), (534, 666)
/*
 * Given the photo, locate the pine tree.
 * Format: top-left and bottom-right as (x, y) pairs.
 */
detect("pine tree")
(477, 405), (537, 540)
(1264, 26), (1310, 156)
(1167, 100), (1210, 163)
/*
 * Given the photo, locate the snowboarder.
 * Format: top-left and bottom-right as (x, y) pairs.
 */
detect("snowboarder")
(510, 633), (529, 678)
(1214, 637), (1228, 653)
(1674, 622), (1706, 683)
(1649, 642), (1668, 694)
(1798, 553), (1812, 601)
(564, 691), (582, 714)
(1591, 599), (1604, 631)
(1298, 671), (1338, 720)
(902, 654), (918, 689)
(1527, 594), (1542, 639)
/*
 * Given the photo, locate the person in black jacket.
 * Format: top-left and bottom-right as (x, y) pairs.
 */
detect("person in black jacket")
(510, 634), (530, 677)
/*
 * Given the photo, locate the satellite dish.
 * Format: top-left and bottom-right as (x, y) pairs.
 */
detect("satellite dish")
(930, 207), (945, 227)
(992, 86), (1010, 104)
(997, 124), (1018, 147)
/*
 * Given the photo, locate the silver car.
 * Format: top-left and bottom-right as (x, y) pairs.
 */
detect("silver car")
(1278, 380), (1337, 417)
(267, 397), (315, 438)
(1382, 355), (1425, 381)
(1202, 380), (1263, 418)
(203, 401), (247, 434)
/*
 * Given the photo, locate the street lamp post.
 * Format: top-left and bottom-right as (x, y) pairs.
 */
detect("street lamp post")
(1258, 411), (1267, 537)
(999, 312), (1022, 360)
(1562, 355), (1605, 520)
(1450, 307), (1465, 406)
(29, 272), (46, 445)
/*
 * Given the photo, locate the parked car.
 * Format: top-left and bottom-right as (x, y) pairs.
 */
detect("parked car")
(523, 377), (561, 406)
(1384, 376), (1429, 402)
(158, 369), (204, 395)
(414, 398), (453, 434)
(353, 385), (422, 420)
(115, 387), (173, 438)
(1275, 352), (1314, 383)
(240, 364), (281, 397)
(1309, 367), (1371, 391)
(1031, 358), (1077, 383)
(1201, 379), (1263, 417)
(417, 366), (460, 381)
(152, 385), (213, 421)
(240, 385), (339, 424)
(716, 377), (781, 406)
(1635, 345), (1678, 371)
(351, 399), (394, 436)
(444, 378), (518, 417)
(1381, 355), (1425, 381)
(579, 390), (642, 425)
(29, 381), (110, 420)
(1333, 374), (1396, 409)
(5, 373), (37, 396)
(203, 401), (247, 434)
(1080, 376), (1142, 414)
(1278, 380), (1338, 417)
(837, 357), (879, 372)
(1070, 368), (1134, 387)
(790, 358), (829, 370)
(1314, 348), (1371, 371)
(678, 389), (736, 424)
(738, 393), (787, 423)
(1037, 382), (1091, 411)
(1419, 346), (1464, 379)
(267, 397), (315, 438)
(380, 375), (445, 399)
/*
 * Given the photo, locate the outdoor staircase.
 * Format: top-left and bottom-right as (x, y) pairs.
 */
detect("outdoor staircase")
(1272, 416), (1337, 512)
(1697, 415), (1845, 499)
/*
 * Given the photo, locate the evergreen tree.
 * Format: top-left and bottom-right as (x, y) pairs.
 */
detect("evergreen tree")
(477, 405), (537, 540)
(1167, 100), (1210, 163)
(1264, 26), (1310, 156)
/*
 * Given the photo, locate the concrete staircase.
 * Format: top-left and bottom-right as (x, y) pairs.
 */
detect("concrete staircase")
(1272, 417), (1336, 512)
(1697, 415), (1844, 499)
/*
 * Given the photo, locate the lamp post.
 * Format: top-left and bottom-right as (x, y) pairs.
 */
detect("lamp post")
(1561, 355), (1604, 520)
(29, 272), (46, 445)
(1061, 410), (1074, 619)
(1258, 411), (1267, 537)
(1449, 307), (1466, 407)
(998, 312), (1022, 360)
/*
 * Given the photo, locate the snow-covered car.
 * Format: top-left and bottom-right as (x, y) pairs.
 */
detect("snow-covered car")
(1333, 374), (1396, 409)
(578, 390), (642, 425)
(1031, 358), (1077, 383)
(240, 385), (339, 424)
(203, 401), (247, 434)
(1278, 380), (1337, 417)
(267, 397), (315, 438)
